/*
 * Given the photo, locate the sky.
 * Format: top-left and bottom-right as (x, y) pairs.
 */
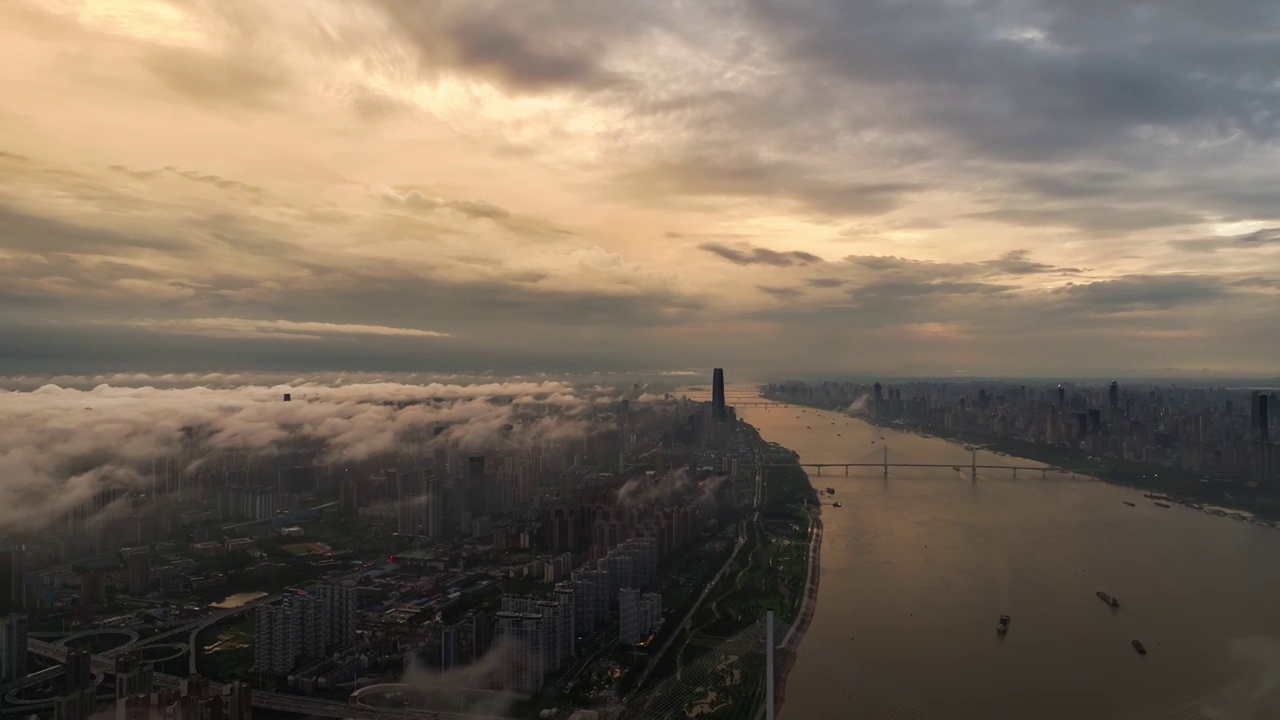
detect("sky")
(2, 0), (1279, 379)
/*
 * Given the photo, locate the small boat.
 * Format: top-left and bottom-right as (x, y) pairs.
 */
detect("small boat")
(807, 426), (812, 429)
(1132, 640), (1147, 655)
(1097, 591), (1120, 608)
(1154, 502), (1171, 509)
(833, 502), (843, 508)
(952, 466), (960, 471)
(826, 488), (836, 495)
(1123, 501), (1136, 507)
(997, 614), (1010, 634)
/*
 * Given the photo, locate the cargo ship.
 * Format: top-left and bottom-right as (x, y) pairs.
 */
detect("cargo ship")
(997, 614), (1010, 634)
(1154, 502), (1171, 509)
(1123, 501), (1136, 507)
(1132, 640), (1147, 655)
(1096, 591), (1120, 608)
(826, 487), (836, 495)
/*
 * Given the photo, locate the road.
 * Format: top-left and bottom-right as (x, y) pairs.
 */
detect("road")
(24, 639), (511, 719)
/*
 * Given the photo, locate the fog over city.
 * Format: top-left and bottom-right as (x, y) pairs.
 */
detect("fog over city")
(0, 379), (618, 533)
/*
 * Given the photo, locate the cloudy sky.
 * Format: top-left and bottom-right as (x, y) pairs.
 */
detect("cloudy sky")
(2, 0), (1278, 379)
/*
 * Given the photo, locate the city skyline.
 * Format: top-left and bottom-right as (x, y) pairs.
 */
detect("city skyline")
(2, 0), (1280, 377)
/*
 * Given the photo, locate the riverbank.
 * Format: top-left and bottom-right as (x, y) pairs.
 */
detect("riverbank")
(762, 394), (1280, 523)
(625, 421), (820, 719)
(768, 508), (822, 719)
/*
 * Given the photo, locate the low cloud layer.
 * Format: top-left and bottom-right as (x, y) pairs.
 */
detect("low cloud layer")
(0, 378), (614, 533)
(616, 468), (729, 511)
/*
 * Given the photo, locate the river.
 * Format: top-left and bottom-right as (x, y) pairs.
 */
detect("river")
(729, 397), (1280, 719)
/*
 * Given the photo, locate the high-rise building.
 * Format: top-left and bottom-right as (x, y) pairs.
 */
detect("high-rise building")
(639, 592), (663, 636)
(619, 588), (643, 644)
(254, 601), (294, 675)
(66, 648), (92, 689)
(224, 681), (253, 720)
(467, 456), (487, 517)
(427, 475), (444, 539)
(499, 594), (573, 681)
(441, 625), (460, 671)
(254, 586), (355, 675)
(1256, 391), (1271, 443)
(496, 611), (545, 693)
(123, 548), (150, 596)
(577, 568), (609, 625)
(316, 584), (358, 650)
(1056, 384), (1066, 410)
(617, 538), (657, 589)
(0, 545), (26, 614)
(712, 369), (727, 423)
(602, 553), (633, 613)
(113, 653), (153, 720)
(53, 686), (97, 720)
(0, 613), (28, 683)
(552, 585), (576, 662)
(568, 574), (596, 635)
(472, 612), (494, 661)
(81, 571), (106, 606)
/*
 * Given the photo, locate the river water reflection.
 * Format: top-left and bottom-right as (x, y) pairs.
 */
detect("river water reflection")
(731, 399), (1280, 719)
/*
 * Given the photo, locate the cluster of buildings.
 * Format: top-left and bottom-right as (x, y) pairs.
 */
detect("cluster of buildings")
(766, 381), (1280, 487)
(1, 375), (753, 712)
(112, 662), (252, 720)
(495, 537), (662, 692)
(253, 585), (359, 675)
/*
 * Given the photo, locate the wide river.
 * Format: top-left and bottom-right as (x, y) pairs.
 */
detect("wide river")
(729, 397), (1280, 720)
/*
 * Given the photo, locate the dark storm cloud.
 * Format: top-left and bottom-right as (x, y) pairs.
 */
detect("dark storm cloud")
(372, 0), (657, 93)
(460, 0), (1280, 231)
(698, 241), (822, 267)
(745, 0), (1280, 153)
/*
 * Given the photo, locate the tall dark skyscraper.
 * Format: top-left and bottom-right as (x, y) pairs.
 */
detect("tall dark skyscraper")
(1257, 392), (1270, 443)
(467, 456), (487, 516)
(711, 368), (727, 423)
(66, 648), (92, 689)
(0, 545), (24, 615)
(1056, 384), (1066, 410)
(1109, 381), (1119, 410)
